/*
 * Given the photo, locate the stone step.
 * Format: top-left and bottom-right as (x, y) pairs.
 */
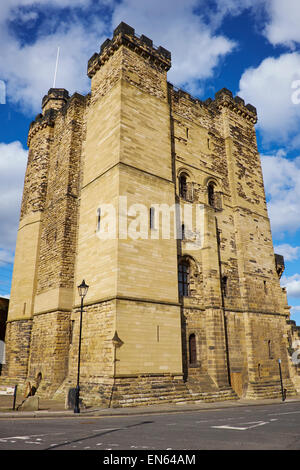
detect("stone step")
(116, 388), (238, 407)
(246, 379), (297, 399)
(118, 394), (237, 407)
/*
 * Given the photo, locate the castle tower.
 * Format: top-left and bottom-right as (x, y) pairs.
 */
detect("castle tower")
(2, 22), (298, 404)
(68, 22), (184, 402)
(3, 93), (58, 380)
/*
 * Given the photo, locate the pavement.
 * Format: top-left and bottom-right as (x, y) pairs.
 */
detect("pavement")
(1, 393), (300, 419)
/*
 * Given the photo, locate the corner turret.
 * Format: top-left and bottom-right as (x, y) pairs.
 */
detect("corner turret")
(214, 87), (257, 124)
(42, 88), (70, 114)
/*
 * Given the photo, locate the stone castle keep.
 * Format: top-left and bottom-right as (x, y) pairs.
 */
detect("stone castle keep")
(2, 22), (300, 406)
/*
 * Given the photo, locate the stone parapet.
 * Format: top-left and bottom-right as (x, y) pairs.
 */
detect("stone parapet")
(168, 83), (257, 124)
(87, 21), (171, 79)
(42, 88), (70, 113)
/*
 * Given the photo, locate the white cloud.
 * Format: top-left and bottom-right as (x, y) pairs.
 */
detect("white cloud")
(261, 151), (300, 235)
(0, 249), (14, 267)
(102, 0), (236, 93)
(0, 294), (10, 299)
(2, 21), (107, 113)
(0, 0), (240, 114)
(0, 141), (27, 259)
(290, 305), (300, 324)
(0, 0), (238, 113)
(2, 0), (300, 118)
(274, 244), (300, 262)
(264, 0), (300, 47)
(0, 1), (107, 114)
(204, 0), (265, 29)
(281, 273), (300, 298)
(239, 53), (300, 144)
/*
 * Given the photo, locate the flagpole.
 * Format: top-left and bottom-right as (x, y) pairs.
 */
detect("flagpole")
(53, 46), (60, 88)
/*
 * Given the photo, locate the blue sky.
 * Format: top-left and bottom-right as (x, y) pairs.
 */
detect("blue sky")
(1, 0), (300, 323)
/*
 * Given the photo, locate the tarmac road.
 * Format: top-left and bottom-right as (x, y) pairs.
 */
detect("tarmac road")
(0, 400), (299, 453)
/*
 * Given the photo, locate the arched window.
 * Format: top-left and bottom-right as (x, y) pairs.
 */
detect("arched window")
(179, 173), (188, 200)
(189, 334), (197, 365)
(208, 182), (215, 207)
(178, 259), (190, 297)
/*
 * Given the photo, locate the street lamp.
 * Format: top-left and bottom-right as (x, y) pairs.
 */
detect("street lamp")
(74, 279), (89, 414)
(278, 359), (286, 402)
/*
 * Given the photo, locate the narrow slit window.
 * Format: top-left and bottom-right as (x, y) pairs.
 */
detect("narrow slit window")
(264, 280), (267, 294)
(189, 334), (197, 365)
(221, 276), (228, 297)
(181, 224), (185, 240)
(150, 207), (155, 229)
(97, 208), (101, 231)
(268, 340), (273, 359)
(70, 320), (75, 345)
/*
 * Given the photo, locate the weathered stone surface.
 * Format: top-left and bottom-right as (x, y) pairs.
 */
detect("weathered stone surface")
(18, 395), (39, 411)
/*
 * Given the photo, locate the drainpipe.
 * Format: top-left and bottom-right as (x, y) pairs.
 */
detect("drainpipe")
(215, 217), (231, 386)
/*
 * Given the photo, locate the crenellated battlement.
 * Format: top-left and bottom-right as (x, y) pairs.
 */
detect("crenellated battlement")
(27, 89), (86, 147)
(168, 82), (257, 124)
(213, 87), (257, 123)
(42, 88), (70, 113)
(27, 88), (69, 146)
(87, 22), (171, 79)
(168, 84), (257, 124)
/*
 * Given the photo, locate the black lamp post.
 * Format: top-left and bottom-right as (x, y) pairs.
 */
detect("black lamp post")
(278, 358), (286, 402)
(74, 279), (89, 414)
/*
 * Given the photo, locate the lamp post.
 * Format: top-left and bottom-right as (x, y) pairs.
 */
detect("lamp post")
(74, 279), (89, 414)
(278, 359), (286, 402)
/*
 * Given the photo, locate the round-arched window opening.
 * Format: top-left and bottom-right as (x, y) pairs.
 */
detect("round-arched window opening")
(179, 173), (188, 199)
(178, 259), (190, 297)
(208, 182), (215, 207)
